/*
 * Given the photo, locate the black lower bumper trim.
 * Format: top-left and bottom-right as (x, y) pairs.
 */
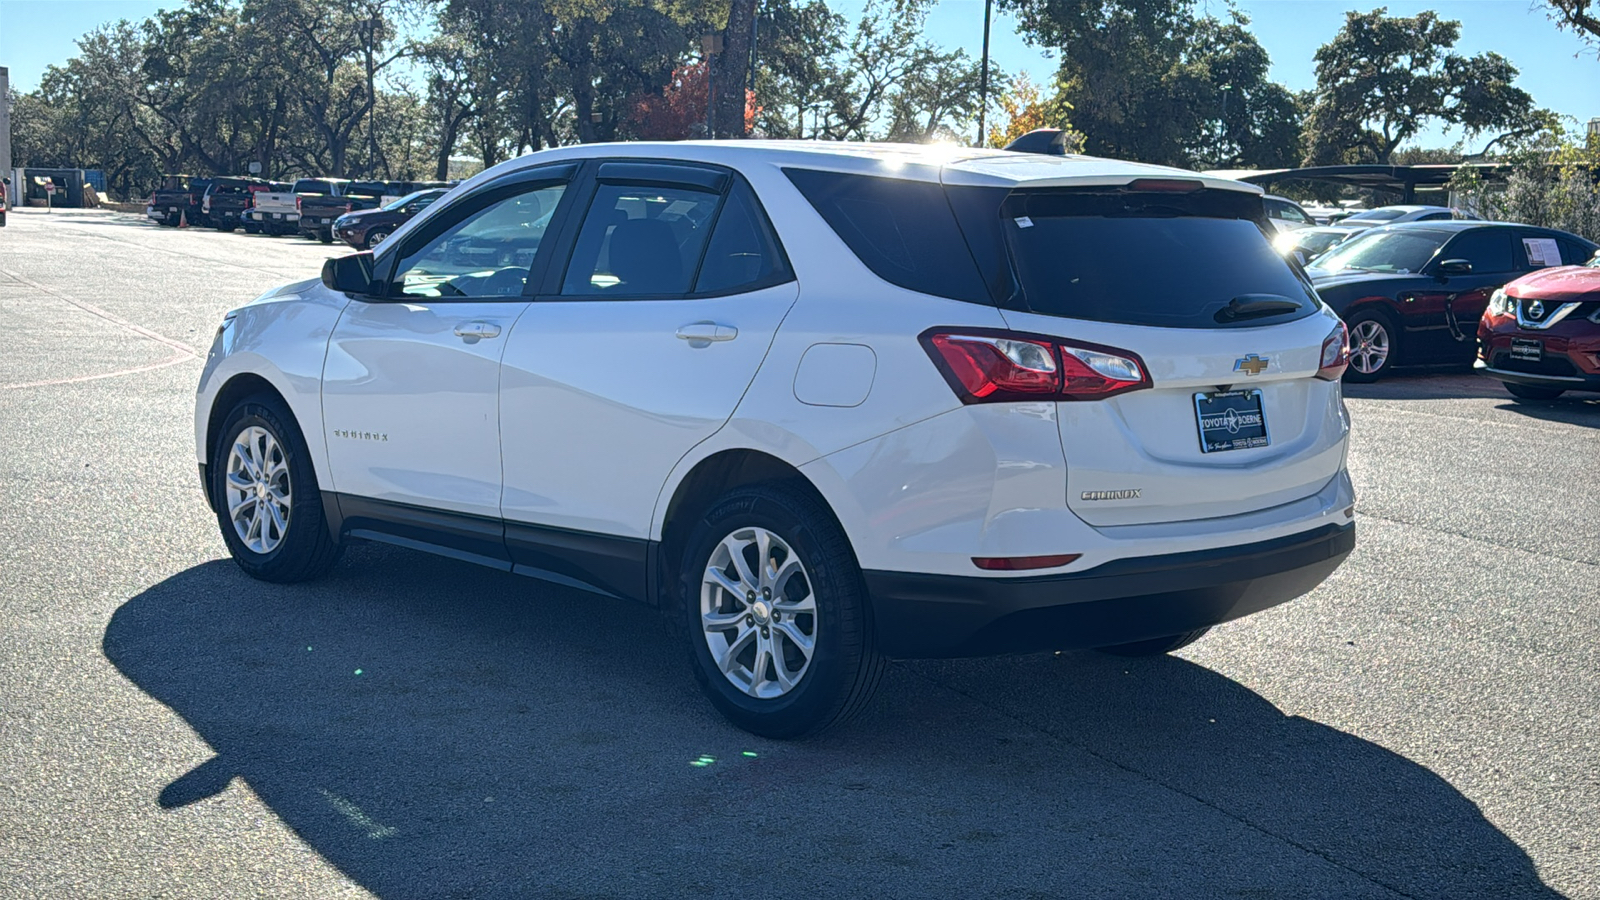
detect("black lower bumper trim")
(863, 522), (1355, 658)
(1475, 360), (1600, 390)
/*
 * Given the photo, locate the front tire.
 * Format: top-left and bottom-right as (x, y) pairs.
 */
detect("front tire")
(244, 221), (262, 235)
(1097, 627), (1211, 657)
(1344, 309), (1399, 383)
(211, 396), (340, 583)
(363, 227), (392, 250)
(680, 483), (884, 739)
(1503, 382), (1565, 401)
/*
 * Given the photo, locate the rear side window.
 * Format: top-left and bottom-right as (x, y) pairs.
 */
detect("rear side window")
(991, 189), (1318, 328)
(784, 168), (990, 303)
(561, 183), (720, 297)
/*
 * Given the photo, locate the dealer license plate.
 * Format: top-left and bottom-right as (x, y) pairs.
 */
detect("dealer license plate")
(1195, 389), (1270, 453)
(1510, 338), (1543, 362)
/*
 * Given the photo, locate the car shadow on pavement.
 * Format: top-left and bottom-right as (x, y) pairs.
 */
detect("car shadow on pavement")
(104, 543), (1565, 899)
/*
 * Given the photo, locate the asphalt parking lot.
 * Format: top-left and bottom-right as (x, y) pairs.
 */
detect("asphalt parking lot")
(1, 206), (1596, 899)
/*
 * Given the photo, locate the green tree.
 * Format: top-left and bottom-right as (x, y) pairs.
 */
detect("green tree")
(749, 0), (847, 139)
(1302, 8), (1540, 165)
(1000, 0), (1299, 167)
(1544, 0), (1600, 46)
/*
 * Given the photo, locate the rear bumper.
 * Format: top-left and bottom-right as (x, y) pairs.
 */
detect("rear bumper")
(863, 522), (1355, 658)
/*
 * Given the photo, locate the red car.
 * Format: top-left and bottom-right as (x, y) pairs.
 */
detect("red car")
(1477, 252), (1600, 400)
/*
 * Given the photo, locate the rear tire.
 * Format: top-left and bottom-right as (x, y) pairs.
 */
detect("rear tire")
(1344, 309), (1399, 383)
(1503, 382), (1565, 401)
(1096, 627), (1211, 657)
(318, 230), (333, 244)
(680, 483), (884, 739)
(211, 396), (341, 583)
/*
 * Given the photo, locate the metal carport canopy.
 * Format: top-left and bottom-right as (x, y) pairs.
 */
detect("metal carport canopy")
(1201, 163), (1509, 203)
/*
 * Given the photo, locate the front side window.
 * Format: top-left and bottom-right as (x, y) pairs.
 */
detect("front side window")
(561, 183), (720, 296)
(392, 183), (566, 299)
(1441, 230), (1512, 273)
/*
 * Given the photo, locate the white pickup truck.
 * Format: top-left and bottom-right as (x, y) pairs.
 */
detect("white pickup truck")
(244, 178), (349, 236)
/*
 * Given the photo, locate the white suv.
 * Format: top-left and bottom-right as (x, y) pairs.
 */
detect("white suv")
(196, 141), (1356, 737)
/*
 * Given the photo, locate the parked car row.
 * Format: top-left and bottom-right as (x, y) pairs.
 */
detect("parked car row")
(146, 174), (455, 248)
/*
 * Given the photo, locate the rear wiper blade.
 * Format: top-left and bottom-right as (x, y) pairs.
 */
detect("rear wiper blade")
(1215, 294), (1304, 323)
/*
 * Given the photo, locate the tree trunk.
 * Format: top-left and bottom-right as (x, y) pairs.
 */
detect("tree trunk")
(714, 0), (757, 139)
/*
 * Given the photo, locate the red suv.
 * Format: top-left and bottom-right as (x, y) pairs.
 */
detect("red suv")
(1477, 251), (1600, 400)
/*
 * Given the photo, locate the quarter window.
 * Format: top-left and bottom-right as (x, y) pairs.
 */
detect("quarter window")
(693, 179), (791, 294)
(392, 183), (566, 299)
(562, 183), (721, 296)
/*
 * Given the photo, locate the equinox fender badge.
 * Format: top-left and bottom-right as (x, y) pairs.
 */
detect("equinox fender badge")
(1081, 489), (1141, 501)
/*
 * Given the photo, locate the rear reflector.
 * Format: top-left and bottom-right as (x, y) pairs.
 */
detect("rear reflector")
(921, 328), (1151, 403)
(973, 554), (1082, 571)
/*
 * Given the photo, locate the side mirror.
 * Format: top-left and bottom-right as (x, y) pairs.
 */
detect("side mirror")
(321, 252), (376, 295)
(1436, 258), (1472, 277)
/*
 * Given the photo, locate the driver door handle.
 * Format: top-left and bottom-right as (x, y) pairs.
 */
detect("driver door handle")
(676, 323), (738, 343)
(454, 321), (501, 339)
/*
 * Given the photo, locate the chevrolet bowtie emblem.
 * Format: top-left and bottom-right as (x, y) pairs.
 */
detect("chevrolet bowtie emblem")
(1234, 354), (1270, 376)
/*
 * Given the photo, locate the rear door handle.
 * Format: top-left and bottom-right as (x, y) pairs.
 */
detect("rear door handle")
(676, 323), (738, 344)
(453, 321), (501, 339)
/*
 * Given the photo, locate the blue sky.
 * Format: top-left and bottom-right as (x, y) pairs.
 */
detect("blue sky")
(4, 0), (1596, 151)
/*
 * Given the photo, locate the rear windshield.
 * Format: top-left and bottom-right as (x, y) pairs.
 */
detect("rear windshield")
(293, 180), (337, 194)
(991, 188), (1319, 328)
(1310, 229), (1448, 275)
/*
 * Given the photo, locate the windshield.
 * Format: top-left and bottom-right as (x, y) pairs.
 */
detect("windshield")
(1344, 208), (1406, 223)
(1309, 229), (1447, 274)
(383, 190), (434, 211)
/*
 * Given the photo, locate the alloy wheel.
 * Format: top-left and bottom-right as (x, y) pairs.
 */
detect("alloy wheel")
(225, 425), (292, 554)
(700, 526), (818, 699)
(1350, 319), (1390, 375)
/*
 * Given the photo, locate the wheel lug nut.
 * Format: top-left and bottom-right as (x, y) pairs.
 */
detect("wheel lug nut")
(745, 615), (754, 625)
(772, 611), (781, 622)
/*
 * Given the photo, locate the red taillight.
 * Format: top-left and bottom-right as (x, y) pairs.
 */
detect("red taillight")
(921, 329), (1151, 403)
(1316, 321), (1350, 381)
(1125, 178), (1204, 193)
(295, 196), (302, 211)
(973, 554), (1082, 571)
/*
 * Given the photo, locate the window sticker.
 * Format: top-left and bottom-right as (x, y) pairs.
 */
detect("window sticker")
(1014, 216), (1033, 228)
(1523, 237), (1560, 267)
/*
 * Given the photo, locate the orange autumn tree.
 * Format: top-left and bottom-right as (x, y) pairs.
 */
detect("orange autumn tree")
(628, 61), (758, 140)
(987, 74), (1084, 151)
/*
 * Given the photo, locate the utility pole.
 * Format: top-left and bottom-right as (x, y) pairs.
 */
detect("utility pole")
(977, 0), (992, 148)
(0, 67), (12, 209)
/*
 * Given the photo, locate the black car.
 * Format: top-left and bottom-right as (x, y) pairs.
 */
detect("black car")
(1307, 222), (1598, 381)
(202, 176), (273, 231)
(331, 188), (450, 249)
